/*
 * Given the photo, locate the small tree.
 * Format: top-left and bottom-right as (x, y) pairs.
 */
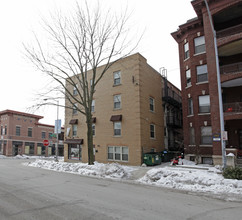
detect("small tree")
(24, 1), (140, 164)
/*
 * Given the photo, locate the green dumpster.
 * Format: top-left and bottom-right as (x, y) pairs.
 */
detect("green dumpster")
(143, 153), (161, 166)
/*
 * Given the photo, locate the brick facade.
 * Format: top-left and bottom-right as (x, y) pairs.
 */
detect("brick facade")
(172, 0), (242, 164)
(0, 110), (64, 157)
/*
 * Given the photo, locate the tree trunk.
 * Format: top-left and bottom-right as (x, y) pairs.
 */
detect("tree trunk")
(87, 115), (94, 165)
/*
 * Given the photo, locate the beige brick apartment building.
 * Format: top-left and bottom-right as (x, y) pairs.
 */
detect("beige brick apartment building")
(0, 110), (64, 157)
(64, 53), (179, 166)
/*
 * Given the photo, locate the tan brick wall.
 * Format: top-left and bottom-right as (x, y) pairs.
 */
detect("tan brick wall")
(64, 53), (165, 166)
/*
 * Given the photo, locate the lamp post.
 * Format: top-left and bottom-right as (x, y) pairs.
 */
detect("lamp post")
(55, 100), (59, 162)
(44, 99), (60, 162)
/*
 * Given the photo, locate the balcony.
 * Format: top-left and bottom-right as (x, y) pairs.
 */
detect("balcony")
(223, 102), (242, 116)
(166, 116), (182, 128)
(162, 88), (182, 108)
(220, 62), (242, 75)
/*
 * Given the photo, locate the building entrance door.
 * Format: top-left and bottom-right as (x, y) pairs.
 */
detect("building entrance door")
(239, 130), (242, 149)
(13, 145), (19, 156)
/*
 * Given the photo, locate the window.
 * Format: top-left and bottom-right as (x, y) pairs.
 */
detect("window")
(239, 130), (242, 149)
(150, 124), (155, 139)
(194, 36), (205, 54)
(28, 128), (32, 137)
(186, 69), (191, 87)
(149, 97), (155, 112)
(68, 144), (82, 160)
(197, 64), (208, 83)
(184, 42), (189, 59)
(1, 126), (2, 135)
(108, 146), (128, 161)
(4, 125), (7, 135)
(91, 100), (95, 112)
(16, 126), (21, 136)
(188, 98), (193, 115)
(114, 122), (121, 136)
(114, 94), (121, 109)
(189, 128), (195, 145)
(41, 132), (46, 139)
(201, 126), (212, 145)
(92, 123), (95, 136)
(199, 95), (210, 113)
(73, 103), (78, 115)
(73, 84), (78, 95)
(72, 125), (77, 137)
(114, 71), (121, 85)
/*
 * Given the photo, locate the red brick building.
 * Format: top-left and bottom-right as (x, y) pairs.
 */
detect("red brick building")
(172, 0), (242, 165)
(0, 110), (64, 157)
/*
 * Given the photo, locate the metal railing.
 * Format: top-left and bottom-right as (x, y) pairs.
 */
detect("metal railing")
(220, 62), (242, 75)
(223, 102), (242, 113)
(166, 116), (182, 127)
(163, 88), (182, 103)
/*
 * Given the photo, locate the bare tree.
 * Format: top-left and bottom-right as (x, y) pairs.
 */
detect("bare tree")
(24, 1), (140, 164)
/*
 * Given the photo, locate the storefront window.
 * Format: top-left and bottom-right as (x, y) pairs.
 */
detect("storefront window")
(68, 144), (82, 160)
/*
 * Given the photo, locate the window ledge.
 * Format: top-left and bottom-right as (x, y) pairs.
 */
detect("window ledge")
(113, 108), (122, 111)
(198, 113), (211, 116)
(113, 84), (122, 87)
(185, 85), (192, 89)
(199, 145), (213, 147)
(196, 81), (208, 85)
(187, 114), (194, 117)
(194, 51), (206, 56)
(113, 135), (121, 138)
(184, 57), (190, 62)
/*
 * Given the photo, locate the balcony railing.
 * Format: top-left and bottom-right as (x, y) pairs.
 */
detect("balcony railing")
(163, 88), (182, 103)
(217, 24), (242, 38)
(220, 62), (242, 75)
(223, 102), (242, 113)
(166, 116), (182, 127)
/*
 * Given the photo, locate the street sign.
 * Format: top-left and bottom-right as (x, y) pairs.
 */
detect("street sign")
(43, 139), (49, 146)
(55, 119), (61, 134)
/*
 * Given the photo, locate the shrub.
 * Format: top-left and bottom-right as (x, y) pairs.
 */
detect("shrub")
(223, 167), (242, 180)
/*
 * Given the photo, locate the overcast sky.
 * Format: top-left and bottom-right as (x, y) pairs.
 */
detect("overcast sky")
(0, 0), (196, 125)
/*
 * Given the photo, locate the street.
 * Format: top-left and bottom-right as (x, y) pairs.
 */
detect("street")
(0, 159), (242, 220)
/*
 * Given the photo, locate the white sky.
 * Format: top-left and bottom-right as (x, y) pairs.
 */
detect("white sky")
(0, 0), (196, 125)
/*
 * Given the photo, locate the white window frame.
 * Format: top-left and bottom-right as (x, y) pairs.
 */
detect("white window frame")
(201, 126), (212, 145)
(188, 98), (193, 115)
(114, 94), (121, 109)
(194, 36), (205, 54)
(16, 126), (21, 136)
(196, 64), (208, 83)
(73, 84), (78, 96)
(186, 69), (191, 87)
(91, 100), (95, 112)
(114, 122), (121, 136)
(108, 146), (128, 161)
(150, 124), (155, 139)
(184, 42), (189, 59)
(92, 123), (95, 136)
(199, 95), (210, 113)
(149, 97), (155, 112)
(73, 103), (78, 115)
(113, 71), (121, 85)
(72, 125), (77, 137)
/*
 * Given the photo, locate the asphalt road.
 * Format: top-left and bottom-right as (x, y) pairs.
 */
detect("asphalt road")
(0, 159), (242, 220)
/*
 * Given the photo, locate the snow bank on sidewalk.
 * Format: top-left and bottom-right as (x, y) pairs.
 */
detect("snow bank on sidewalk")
(138, 166), (242, 196)
(26, 159), (135, 179)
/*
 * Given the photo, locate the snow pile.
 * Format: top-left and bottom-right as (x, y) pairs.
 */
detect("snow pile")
(138, 166), (242, 196)
(27, 160), (135, 179)
(0, 155), (7, 159)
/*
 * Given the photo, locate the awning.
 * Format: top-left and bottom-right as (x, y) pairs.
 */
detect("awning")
(64, 139), (83, 144)
(92, 117), (96, 123)
(110, 115), (122, 122)
(69, 119), (78, 124)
